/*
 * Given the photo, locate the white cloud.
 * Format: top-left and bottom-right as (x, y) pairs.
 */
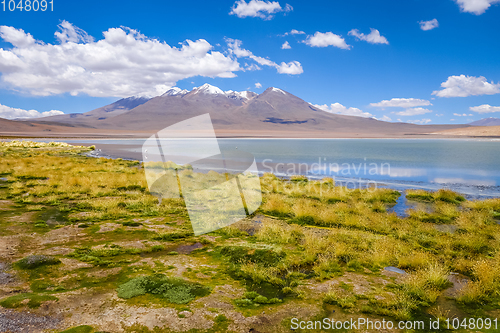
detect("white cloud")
(407, 118), (432, 124)
(454, 0), (500, 15)
(54, 20), (94, 43)
(432, 75), (500, 97)
(304, 32), (351, 49)
(313, 103), (373, 118)
(0, 22), (241, 98)
(348, 28), (389, 45)
(281, 41), (291, 49)
(376, 115), (392, 122)
(470, 104), (500, 113)
(370, 98), (432, 108)
(255, 82), (262, 88)
(0, 103), (64, 119)
(394, 108), (433, 116)
(419, 19), (439, 31)
(227, 38), (303, 74)
(276, 61), (303, 74)
(244, 63), (261, 71)
(453, 113), (474, 116)
(280, 29), (305, 36)
(229, 0), (292, 19)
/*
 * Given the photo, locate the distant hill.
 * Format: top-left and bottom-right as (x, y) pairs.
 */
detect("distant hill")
(469, 118), (500, 126)
(36, 95), (151, 127)
(430, 125), (500, 137)
(18, 83), (466, 138)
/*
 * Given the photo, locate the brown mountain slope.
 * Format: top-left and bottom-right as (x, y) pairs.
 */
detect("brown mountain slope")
(92, 86), (465, 136)
(430, 125), (500, 137)
(12, 84), (468, 138)
(34, 96), (151, 128)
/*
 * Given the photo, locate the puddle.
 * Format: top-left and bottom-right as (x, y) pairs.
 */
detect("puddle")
(444, 273), (469, 297)
(384, 266), (407, 275)
(387, 193), (433, 217)
(175, 242), (203, 254)
(37, 207), (69, 226)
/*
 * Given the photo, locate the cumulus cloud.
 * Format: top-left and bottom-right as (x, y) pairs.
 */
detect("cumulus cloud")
(348, 28), (389, 45)
(407, 118), (432, 124)
(304, 32), (351, 49)
(229, 0), (292, 19)
(282, 29), (305, 36)
(370, 98), (432, 108)
(0, 103), (64, 119)
(226, 38), (303, 74)
(419, 19), (439, 31)
(432, 75), (500, 97)
(313, 103), (373, 118)
(281, 41), (291, 49)
(470, 104), (500, 113)
(394, 108), (433, 116)
(454, 0), (500, 15)
(453, 113), (474, 116)
(276, 61), (302, 74)
(0, 22), (241, 98)
(255, 82), (262, 88)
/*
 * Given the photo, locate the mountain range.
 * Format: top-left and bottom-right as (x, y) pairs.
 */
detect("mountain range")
(469, 118), (500, 126)
(13, 83), (470, 138)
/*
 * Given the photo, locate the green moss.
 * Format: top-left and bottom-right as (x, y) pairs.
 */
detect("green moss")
(116, 275), (211, 304)
(122, 221), (142, 227)
(0, 293), (58, 308)
(16, 255), (61, 269)
(59, 325), (94, 333)
(219, 245), (286, 267)
(152, 231), (193, 241)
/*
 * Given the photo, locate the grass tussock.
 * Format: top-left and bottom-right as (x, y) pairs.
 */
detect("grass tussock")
(406, 189), (465, 204)
(16, 255), (61, 269)
(116, 275), (210, 304)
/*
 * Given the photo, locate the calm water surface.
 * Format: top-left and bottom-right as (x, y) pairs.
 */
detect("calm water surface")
(34, 138), (500, 197)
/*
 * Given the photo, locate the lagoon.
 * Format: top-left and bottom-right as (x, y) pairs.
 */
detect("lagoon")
(34, 138), (500, 197)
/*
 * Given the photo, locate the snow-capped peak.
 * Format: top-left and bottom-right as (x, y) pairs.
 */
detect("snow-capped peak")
(162, 87), (189, 96)
(193, 83), (225, 95)
(225, 90), (253, 100)
(271, 87), (286, 95)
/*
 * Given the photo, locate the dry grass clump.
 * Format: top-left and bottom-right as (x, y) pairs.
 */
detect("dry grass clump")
(457, 257), (500, 305)
(406, 189), (465, 205)
(407, 202), (459, 224)
(260, 193), (293, 217)
(254, 219), (303, 245)
(0, 140), (90, 149)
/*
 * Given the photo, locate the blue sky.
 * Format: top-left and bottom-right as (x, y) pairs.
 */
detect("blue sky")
(0, 0), (499, 124)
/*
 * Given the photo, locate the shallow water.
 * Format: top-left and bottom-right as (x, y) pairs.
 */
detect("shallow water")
(29, 138), (500, 198)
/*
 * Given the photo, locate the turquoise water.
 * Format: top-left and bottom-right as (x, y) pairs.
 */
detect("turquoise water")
(35, 138), (500, 197)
